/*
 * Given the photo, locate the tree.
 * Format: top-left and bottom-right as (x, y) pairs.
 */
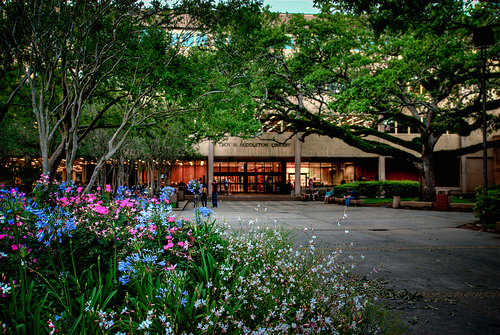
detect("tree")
(0, 0), (172, 182)
(0, 111), (40, 187)
(246, 4), (499, 201)
(1, 0), (264, 193)
(135, 119), (201, 196)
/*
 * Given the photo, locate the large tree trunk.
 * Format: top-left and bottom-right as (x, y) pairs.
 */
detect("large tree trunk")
(415, 148), (436, 202)
(45, 143), (66, 182)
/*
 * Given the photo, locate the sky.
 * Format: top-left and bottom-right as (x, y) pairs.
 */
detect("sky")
(156, 1), (321, 14)
(263, 0), (320, 14)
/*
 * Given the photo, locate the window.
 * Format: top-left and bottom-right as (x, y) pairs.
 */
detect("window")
(182, 34), (194, 47)
(384, 120), (395, 133)
(196, 34), (208, 46)
(170, 33), (180, 46)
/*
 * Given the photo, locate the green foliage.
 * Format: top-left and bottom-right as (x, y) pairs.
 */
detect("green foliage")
(451, 195), (475, 204)
(0, 178), (409, 334)
(474, 186), (500, 224)
(333, 181), (419, 198)
(246, 4), (499, 202)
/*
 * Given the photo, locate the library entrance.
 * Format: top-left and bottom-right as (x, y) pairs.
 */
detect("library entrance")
(214, 161), (288, 194)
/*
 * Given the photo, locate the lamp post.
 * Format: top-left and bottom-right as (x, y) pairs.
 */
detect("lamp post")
(473, 26), (495, 224)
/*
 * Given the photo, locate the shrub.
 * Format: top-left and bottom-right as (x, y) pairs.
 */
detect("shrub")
(381, 181), (419, 198)
(333, 181), (419, 198)
(474, 186), (500, 224)
(0, 177), (407, 334)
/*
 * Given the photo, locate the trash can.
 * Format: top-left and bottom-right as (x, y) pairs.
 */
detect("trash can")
(393, 196), (401, 209)
(436, 190), (449, 211)
(178, 186), (185, 201)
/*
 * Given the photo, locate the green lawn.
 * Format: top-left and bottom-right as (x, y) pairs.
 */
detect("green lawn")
(450, 196), (475, 203)
(362, 197), (417, 204)
(362, 196), (475, 204)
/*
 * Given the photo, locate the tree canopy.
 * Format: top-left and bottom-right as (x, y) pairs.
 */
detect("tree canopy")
(0, 0), (263, 191)
(246, 2), (499, 200)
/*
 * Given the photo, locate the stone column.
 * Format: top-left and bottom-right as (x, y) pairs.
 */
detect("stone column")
(208, 140), (214, 194)
(460, 136), (468, 193)
(294, 134), (301, 196)
(378, 156), (386, 181)
(378, 121), (386, 181)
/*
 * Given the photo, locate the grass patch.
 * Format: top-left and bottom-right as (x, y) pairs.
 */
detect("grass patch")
(362, 197), (475, 204)
(451, 196), (475, 204)
(363, 197), (418, 204)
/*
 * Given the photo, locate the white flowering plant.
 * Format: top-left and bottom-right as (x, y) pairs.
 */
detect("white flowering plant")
(0, 178), (408, 334)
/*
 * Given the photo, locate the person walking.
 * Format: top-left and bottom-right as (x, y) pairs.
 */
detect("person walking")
(308, 178), (314, 190)
(211, 179), (218, 207)
(200, 181), (208, 207)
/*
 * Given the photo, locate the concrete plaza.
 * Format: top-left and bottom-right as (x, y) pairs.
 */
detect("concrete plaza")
(180, 200), (500, 335)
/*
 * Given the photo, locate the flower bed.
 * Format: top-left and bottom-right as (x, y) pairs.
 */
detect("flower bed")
(0, 176), (408, 334)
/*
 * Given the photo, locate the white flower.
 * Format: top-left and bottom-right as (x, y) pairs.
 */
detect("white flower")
(0, 283), (11, 294)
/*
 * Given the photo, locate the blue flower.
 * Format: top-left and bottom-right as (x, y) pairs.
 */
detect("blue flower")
(186, 179), (201, 194)
(180, 296), (188, 307)
(118, 260), (133, 272)
(155, 287), (169, 298)
(194, 207), (214, 218)
(115, 185), (132, 200)
(160, 186), (176, 202)
(30, 206), (76, 246)
(119, 275), (130, 285)
(117, 249), (169, 284)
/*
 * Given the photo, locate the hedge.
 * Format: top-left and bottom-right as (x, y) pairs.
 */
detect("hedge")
(474, 185), (500, 224)
(333, 181), (420, 198)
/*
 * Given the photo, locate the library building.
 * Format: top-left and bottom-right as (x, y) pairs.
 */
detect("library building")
(163, 131), (498, 196)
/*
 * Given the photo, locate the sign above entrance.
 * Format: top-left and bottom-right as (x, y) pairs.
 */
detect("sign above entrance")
(214, 135), (295, 157)
(217, 141), (291, 148)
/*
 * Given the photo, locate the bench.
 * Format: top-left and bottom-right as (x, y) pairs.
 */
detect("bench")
(449, 203), (475, 212)
(400, 201), (435, 210)
(332, 197), (364, 206)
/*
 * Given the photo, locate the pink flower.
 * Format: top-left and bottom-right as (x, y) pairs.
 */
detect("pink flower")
(77, 187), (83, 193)
(163, 241), (175, 250)
(177, 241), (189, 250)
(166, 264), (177, 271)
(92, 205), (109, 215)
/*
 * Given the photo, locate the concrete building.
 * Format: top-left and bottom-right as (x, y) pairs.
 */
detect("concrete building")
(161, 128), (497, 195)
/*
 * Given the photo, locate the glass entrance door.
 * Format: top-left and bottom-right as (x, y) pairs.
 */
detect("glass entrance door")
(287, 173), (308, 190)
(214, 161), (285, 193)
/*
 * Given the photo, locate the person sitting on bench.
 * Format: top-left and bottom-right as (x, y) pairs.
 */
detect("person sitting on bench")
(304, 189), (311, 201)
(311, 187), (319, 201)
(324, 188), (333, 204)
(344, 188), (356, 206)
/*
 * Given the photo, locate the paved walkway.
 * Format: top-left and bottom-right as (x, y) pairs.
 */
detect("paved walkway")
(180, 200), (500, 335)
